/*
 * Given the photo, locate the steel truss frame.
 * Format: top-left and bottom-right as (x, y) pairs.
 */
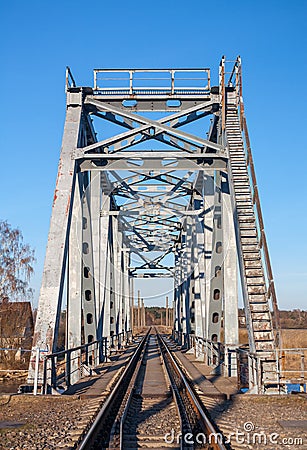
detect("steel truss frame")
(29, 61), (280, 393)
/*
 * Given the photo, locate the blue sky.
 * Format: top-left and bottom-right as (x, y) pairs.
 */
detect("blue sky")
(0, 0), (306, 309)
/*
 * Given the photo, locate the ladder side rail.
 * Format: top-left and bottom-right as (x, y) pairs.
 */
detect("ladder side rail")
(241, 112), (282, 347)
(232, 55), (281, 348)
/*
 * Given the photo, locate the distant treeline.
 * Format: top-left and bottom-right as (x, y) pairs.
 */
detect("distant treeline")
(37, 307), (307, 353)
(239, 308), (307, 329)
(145, 307), (307, 329)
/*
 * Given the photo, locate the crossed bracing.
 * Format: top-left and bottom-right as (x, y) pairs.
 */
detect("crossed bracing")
(76, 98), (223, 156)
(74, 94), (225, 278)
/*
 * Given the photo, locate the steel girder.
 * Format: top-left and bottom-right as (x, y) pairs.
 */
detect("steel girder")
(28, 93), (84, 382)
(29, 62), (280, 393)
(28, 70), (236, 384)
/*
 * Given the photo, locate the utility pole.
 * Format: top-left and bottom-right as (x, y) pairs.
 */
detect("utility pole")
(141, 298), (145, 327)
(137, 290), (141, 328)
(166, 296), (169, 327)
(130, 279), (134, 334)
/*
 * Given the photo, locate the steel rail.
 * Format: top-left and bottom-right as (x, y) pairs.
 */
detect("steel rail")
(118, 332), (182, 450)
(118, 338), (149, 449)
(76, 329), (150, 450)
(78, 329), (228, 449)
(157, 332), (229, 450)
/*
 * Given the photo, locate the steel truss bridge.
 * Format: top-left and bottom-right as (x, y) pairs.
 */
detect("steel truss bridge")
(28, 57), (281, 394)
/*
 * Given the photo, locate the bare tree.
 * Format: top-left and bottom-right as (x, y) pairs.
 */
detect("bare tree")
(0, 220), (35, 302)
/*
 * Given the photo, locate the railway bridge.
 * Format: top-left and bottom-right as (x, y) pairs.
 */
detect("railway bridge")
(28, 57), (282, 397)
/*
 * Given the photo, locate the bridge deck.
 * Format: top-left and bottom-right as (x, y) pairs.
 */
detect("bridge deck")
(164, 337), (239, 398)
(140, 335), (170, 397)
(182, 352), (239, 398)
(64, 340), (141, 398)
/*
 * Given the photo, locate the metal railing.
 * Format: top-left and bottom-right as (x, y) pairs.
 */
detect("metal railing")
(175, 331), (307, 394)
(189, 337), (275, 392)
(219, 57), (226, 130)
(65, 66), (76, 92)
(39, 330), (132, 394)
(220, 56), (282, 348)
(93, 68), (211, 94)
(42, 338), (105, 394)
(237, 347), (307, 393)
(279, 348), (307, 384)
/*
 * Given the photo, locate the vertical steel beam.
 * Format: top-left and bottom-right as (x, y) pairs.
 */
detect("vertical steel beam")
(189, 215), (196, 337)
(121, 246), (130, 336)
(100, 197), (111, 345)
(186, 215), (194, 338)
(207, 171), (224, 344)
(192, 191), (206, 339)
(81, 177), (98, 364)
(174, 248), (181, 340)
(137, 290), (141, 328)
(109, 217), (116, 339)
(90, 173), (102, 340)
(28, 92), (83, 382)
(203, 174), (215, 340)
(66, 172), (82, 384)
(222, 173), (239, 347)
(129, 275), (134, 335)
(180, 227), (191, 346)
(113, 220), (122, 335)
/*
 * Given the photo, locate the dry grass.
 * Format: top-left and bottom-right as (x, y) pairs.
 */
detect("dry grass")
(279, 329), (307, 348)
(239, 328), (307, 348)
(239, 328), (307, 381)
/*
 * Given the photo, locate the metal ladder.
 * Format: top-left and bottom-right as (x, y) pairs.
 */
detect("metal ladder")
(225, 90), (278, 388)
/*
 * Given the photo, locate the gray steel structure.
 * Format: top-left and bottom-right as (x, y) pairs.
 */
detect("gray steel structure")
(28, 59), (281, 393)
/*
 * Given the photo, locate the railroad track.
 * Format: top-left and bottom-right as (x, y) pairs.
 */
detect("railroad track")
(76, 328), (229, 450)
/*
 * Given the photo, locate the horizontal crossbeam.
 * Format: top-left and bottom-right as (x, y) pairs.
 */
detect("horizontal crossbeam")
(81, 98), (224, 154)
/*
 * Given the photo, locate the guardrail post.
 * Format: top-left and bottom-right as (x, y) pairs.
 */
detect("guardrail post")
(66, 350), (71, 387)
(33, 347), (40, 395)
(209, 341), (213, 366)
(98, 339), (103, 363)
(248, 354), (259, 393)
(85, 344), (89, 366)
(224, 346), (229, 377)
(51, 356), (57, 391)
(94, 70), (97, 90)
(227, 347), (238, 377)
(42, 357), (47, 394)
(95, 341), (99, 366)
(104, 338), (108, 360)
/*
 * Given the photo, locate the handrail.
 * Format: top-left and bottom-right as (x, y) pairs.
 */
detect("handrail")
(223, 56), (282, 349)
(219, 57), (226, 131)
(41, 330), (132, 393)
(65, 66), (76, 92)
(93, 68), (211, 94)
(44, 338), (106, 359)
(227, 59), (239, 87)
(241, 115), (282, 346)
